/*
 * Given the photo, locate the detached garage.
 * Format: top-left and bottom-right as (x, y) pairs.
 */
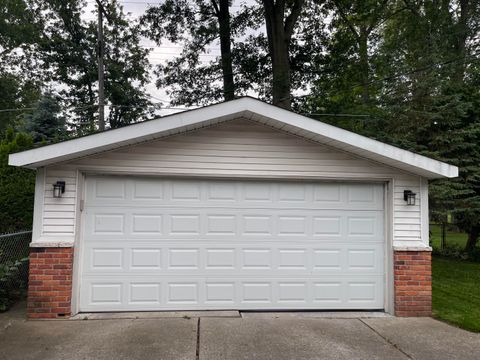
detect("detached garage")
(9, 97), (458, 318)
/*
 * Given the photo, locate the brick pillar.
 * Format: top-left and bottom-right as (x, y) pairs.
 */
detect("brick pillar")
(394, 250), (432, 317)
(28, 247), (74, 319)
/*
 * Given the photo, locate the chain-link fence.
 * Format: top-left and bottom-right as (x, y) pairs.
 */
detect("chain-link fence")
(0, 230), (31, 311)
(430, 223), (469, 250)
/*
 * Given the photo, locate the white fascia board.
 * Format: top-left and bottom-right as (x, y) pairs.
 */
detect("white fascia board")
(9, 97), (458, 179)
(9, 100), (249, 168)
(247, 99), (458, 179)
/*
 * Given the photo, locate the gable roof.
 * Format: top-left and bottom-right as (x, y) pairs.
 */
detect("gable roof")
(9, 97), (458, 179)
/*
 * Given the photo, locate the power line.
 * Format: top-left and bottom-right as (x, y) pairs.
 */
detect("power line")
(289, 50), (480, 102)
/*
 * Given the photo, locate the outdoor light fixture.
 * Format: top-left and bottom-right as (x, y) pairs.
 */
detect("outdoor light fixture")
(403, 190), (416, 206)
(53, 181), (66, 198)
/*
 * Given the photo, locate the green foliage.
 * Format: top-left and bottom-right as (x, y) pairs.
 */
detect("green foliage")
(18, 93), (68, 143)
(0, 0), (39, 51)
(305, 0), (480, 249)
(0, 257), (29, 312)
(37, 0), (152, 134)
(0, 129), (35, 233)
(0, 73), (42, 136)
(432, 244), (480, 262)
(141, 0), (263, 106)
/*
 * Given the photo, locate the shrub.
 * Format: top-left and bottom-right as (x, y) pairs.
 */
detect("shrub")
(432, 243), (480, 262)
(0, 129), (35, 233)
(0, 257), (29, 311)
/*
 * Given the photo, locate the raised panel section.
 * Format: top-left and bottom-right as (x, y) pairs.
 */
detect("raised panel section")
(207, 183), (236, 201)
(133, 215), (162, 233)
(206, 249), (235, 269)
(92, 249), (122, 269)
(278, 250), (306, 269)
(313, 250), (341, 270)
(168, 283), (198, 303)
(206, 283), (235, 303)
(207, 215), (236, 235)
(242, 283), (271, 303)
(172, 182), (200, 200)
(348, 217), (376, 235)
(242, 249), (271, 269)
(278, 216), (307, 235)
(278, 184), (306, 202)
(95, 180), (125, 199)
(243, 183), (271, 201)
(169, 249), (199, 269)
(170, 215), (200, 235)
(243, 216), (271, 235)
(278, 283), (306, 302)
(348, 185), (375, 203)
(90, 284), (122, 304)
(131, 249), (161, 269)
(129, 283), (160, 303)
(313, 283), (342, 302)
(314, 184), (341, 202)
(134, 180), (164, 199)
(93, 214), (124, 233)
(348, 282), (376, 302)
(348, 250), (376, 269)
(313, 217), (341, 236)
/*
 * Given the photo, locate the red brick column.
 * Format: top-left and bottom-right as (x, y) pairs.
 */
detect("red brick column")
(27, 247), (74, 319)
(394, 250), (432, 317)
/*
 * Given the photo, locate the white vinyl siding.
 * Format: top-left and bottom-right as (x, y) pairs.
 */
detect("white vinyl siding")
(38, 118), (424, 247)
(42, 168), (77, 237)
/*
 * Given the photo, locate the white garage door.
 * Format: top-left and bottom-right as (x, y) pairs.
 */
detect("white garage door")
(79, 176), (385, 312)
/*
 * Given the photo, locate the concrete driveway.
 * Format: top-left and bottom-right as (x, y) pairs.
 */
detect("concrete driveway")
(1, 304), (480, 360)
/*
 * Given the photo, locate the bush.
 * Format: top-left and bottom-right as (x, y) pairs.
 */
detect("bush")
(0, 129), (35, 233)
(0, 257), (29, 311)
(432, 243), (480, 262)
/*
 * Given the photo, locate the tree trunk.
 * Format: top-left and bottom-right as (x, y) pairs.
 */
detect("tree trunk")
(270, 18), (291, 109)
(358, 26), (370, 105)
(217, 0), (235, 101)
(453, 0), (470, 83)
(262, 0), (304, 110)
(465, 226), (480, 252)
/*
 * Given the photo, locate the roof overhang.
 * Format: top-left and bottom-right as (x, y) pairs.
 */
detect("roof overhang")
(9, 97), (458, 179)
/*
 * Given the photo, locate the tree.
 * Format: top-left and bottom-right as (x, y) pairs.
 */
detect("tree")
(377, 0), (480, 251)
(214, 0), (235, 101)
(141, 0), (261, 105)
(37, 0), (152, 134)
(261, 0), (305, 109)
(19, 93), (68, 143)
(0, 0), (43, 135)
(0, 73), (42, 136)
(0, 129), (35, 233)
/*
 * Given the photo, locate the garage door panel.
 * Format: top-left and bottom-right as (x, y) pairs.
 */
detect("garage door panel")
(79, 276), (384, 311)
(86, 177), (384, 210)
(81, 176), (385, 312)
(82, 243), (383, 276)
(84, 210), (383, 242)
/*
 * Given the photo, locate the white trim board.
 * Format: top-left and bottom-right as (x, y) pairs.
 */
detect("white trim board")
(9, 97), (458, 179)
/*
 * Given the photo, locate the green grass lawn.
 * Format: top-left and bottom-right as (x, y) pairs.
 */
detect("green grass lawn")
(430, 224), (469, 249)
(432, 256), (480, 332)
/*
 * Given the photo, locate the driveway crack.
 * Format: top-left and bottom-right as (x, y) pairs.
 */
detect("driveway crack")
(358, 319), (414, 359)
(195, 317), (200, 360)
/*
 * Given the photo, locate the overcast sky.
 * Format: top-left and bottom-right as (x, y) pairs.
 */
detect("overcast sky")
(82, 0), (254, 116)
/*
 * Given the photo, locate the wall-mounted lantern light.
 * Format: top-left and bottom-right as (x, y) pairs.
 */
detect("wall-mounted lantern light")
(53, 181), (66, 198)
(403, 190), (416, 206)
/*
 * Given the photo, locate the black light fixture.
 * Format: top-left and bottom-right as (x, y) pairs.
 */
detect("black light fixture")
(403, 190), (416, 206)
(53, 181), (66, 198)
